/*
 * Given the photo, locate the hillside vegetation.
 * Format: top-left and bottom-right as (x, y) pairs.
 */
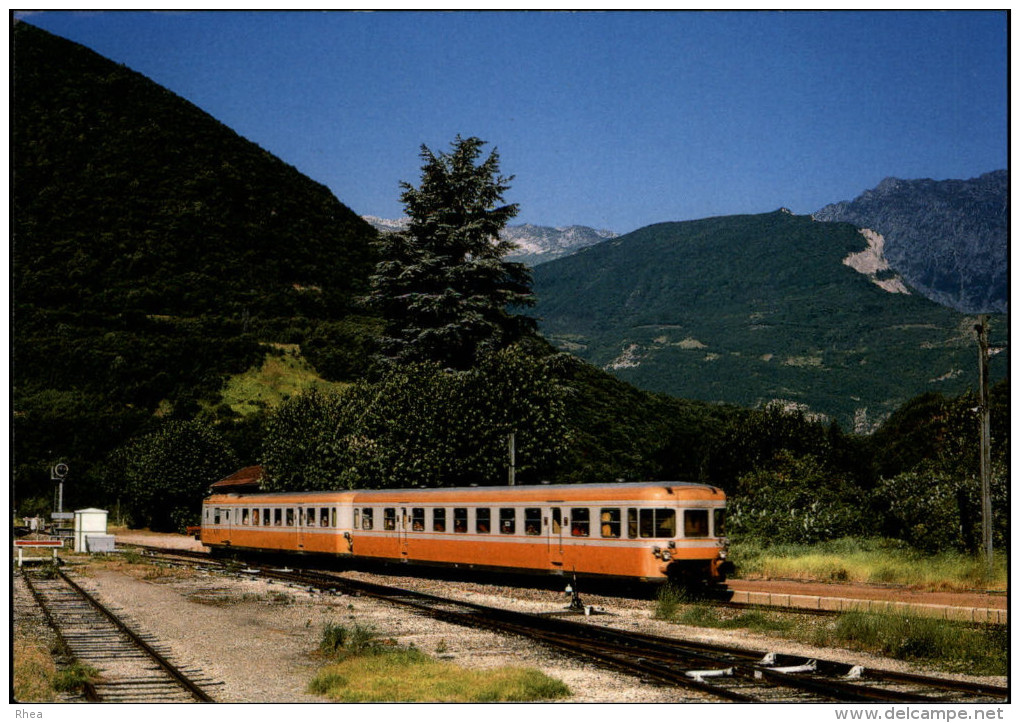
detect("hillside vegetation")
(13, 21), (379, 500)
(531, 210), (1008, 430)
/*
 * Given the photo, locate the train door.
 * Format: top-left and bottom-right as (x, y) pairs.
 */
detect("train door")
(218, 505), (233, 544)
(548, 507), (564, 567)
(297, 506), (306, 550)
(400, 506), (409, 557)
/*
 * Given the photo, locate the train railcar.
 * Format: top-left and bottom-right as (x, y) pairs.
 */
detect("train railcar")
(200, 482), (730, 584)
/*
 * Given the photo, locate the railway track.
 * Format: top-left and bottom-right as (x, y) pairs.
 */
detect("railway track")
(19, 566), (217, 702)
(134, 544), (1006, 624)
(129, 546), (1008, 703)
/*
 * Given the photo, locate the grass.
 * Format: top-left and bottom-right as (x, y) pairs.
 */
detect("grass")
(52, 661), (100, 693)
(812, 612), (1007, 676)
(218, 345), (347, 416)
(13, 629), (100, 701)
(657, 591), (796, 635)
(80, 553), (200, 583)
(652, 583), (688, 621)
(656, 592), (1006, 676)
(318, 621), (381, 658)
(13, 633), (58, 702)
(731, 537), (1008, 592)
(309, 648), (572, 702)
(680, 606), (794, 634)
(309, 621), (571, 702)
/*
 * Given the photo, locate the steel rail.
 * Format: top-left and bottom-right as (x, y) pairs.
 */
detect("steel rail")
(21, 570), (101, 702)
(257, 567), (998, 703)
(21, 567), (215, 703)
(129, 545), (1009, 702)
(55, 568), (215, 702)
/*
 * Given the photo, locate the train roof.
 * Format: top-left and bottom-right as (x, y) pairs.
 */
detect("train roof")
(206, 481), (724, 503)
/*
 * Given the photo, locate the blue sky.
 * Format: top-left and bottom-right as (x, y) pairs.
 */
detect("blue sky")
(15, 10), (1008, 233)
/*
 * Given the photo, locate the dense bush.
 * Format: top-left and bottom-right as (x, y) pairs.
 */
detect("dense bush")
(875, 461), (1008, 553)
(869, 380), (1008, 553)
(728, 451), (871, 544)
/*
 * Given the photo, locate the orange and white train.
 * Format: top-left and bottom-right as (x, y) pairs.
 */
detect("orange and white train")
(200, 482), (731, 584)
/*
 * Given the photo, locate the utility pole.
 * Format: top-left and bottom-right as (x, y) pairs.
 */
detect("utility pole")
(975, 316), (993, 572)
(508, 432), (516, 486)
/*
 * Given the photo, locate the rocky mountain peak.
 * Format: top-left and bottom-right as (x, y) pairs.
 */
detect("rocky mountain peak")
(362, 217), (617, 266)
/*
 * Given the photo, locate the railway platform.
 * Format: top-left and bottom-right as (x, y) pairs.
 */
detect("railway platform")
(726, 579), (1007, 624)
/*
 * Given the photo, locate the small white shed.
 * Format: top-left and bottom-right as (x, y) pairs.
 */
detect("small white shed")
(73, 508), (109, 553)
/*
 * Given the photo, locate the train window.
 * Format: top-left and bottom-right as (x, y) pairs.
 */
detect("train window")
(274, 508), (283, 526)
(600, 509), (621, 538)
(499, 508), (515, 535)
(331, 508), (338, 528)
(713, 509), (725, 537)
(214, 508), (221, 525)
(453, 508), (468, 533)
(287, 509), (295, 527)
(362, 508), (374, 530)
(684, 510), (709, 537)
(321, 508), (330, 527)
(433, 508), (446, 532)
(570, 508), (590, 537)
(476, 508), (491, 534)
(263, 508), (271, 526)
(639, 509), (676, 538)
(383, 508), (397, 531)
(657, 510), (676, 537)
(252, 509), (260, 526)
(411, 508), (425, 531)
(307, 508), (316, 527)
(241, 508), (249, 525)
(524, 508), (541, 535)
(627, 508), (638, 538)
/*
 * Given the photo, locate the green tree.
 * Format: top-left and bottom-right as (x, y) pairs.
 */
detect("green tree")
(258, 389), (349, 491)
(446, 346), (570, 484)
(367, 136), (535, 370)
(871, 381), (1010, 553)
(259, 346), (568, 490)
(118, 419), (238, 531)
(706, 403), (832, 492)
(728, 451), (871, 544)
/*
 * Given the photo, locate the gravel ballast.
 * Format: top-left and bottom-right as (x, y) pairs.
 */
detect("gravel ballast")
(15, 530), (1003, 704)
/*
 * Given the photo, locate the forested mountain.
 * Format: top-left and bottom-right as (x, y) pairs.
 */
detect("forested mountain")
(813, 172), (1008, 314)
(531, 210), (1009, 430)
(13, 21), (380, 499)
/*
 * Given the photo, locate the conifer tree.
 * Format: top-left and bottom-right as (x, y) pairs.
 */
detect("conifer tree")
(368, 136), (535, 370)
